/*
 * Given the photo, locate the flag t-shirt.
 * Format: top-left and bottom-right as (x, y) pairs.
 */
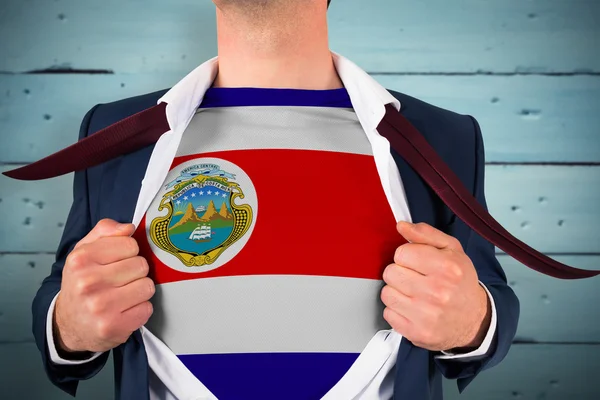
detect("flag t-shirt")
(133, 87), (406, 399)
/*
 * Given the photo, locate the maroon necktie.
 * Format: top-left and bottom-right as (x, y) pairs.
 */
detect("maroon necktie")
(4, 102), (598, 279)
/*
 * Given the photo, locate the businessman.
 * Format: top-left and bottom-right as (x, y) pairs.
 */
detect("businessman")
(28, 1), (520, 399)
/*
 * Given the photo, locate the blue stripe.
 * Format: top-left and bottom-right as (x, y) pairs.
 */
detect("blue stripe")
(178, 352), (359, 399)
(199, 87), (353, 109)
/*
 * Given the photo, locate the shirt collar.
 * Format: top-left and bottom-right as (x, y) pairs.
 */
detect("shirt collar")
(157, 51), (401, 133)
(133, 51), (403, 228)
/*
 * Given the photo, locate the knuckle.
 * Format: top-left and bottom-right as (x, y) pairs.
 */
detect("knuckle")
(382, 263), (396, 284)
(383, 307), (393, 323)
(384, 309), (402, 332)
(95, 318), (114, 341)
(450, 236), (462, 250)
(96, 218), (114, 231)
(433, 288), (451, 305)
(73, 275), (95, 296)
(146, 279), (156, 297)
(86, 296), (105, 315)
(124, 237), (140, 255)
(136, 256), (150, 276)
(441, 257), (459, 276)
(444, 257), (464, 282)
(393, 245), (406, 265)
(414, 222), (428, 232)
(452, 265), (464, 281)
(380, 285), (393, 305)
(66, 248), (87, 269)
(141, 302), (154, 323)
(381, 287), (406, 311)
(140, 277), (156, 299)
(440, 256), (455, 271)
(131, 302), (153, 330)
(146, 301), (154, 317)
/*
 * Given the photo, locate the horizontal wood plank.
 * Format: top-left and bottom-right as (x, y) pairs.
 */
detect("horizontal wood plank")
(0, 165), (73, 254)
(1, 165), (598, 253)
(1, 1), (598, 398)
(0, 254), (55, 343)
(1, 74), (598, 163)
(499, 255), (600, 343)
(0, 343), (113, 400)
(1, 254), (598, 343)
(0, 342), (597, 399)
(378, 75), (600, 163)
(0, 0), (598, 74)
(483, 165), (600, 254)
(443, 344), (600, 400)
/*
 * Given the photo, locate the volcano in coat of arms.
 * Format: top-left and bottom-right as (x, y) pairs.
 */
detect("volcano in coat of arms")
(146, 157), (257, 273)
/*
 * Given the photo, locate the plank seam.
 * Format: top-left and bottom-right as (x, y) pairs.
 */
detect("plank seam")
(370, 71), (600, 77)
(487, 162), (600, 166)
(0, 252), (57, 255)
(513, 340), (600, 345)
(0, 339), (36, 345)
(0, 68), (114, 75)
(496, 252), (600, 257)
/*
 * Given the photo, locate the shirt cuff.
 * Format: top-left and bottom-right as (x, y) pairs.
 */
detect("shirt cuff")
(434, 281), (497, 360)
(46, 292), (104, 365)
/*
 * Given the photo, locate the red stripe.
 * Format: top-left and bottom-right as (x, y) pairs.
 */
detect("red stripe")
(134, 149), (405, 284)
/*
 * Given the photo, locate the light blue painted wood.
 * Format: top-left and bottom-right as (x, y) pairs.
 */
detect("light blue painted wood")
(0, 165), (72, 254)
(1, 254), (598, 344)
(0, 343), (113, 400)
(498, 255), (600, 343)
(1, 165), (598, 253)
(443, 344), (600, 400)
(0, 254), (55, 342)
(484, 165), (600, 254)
(0, 74), (179, 163)
(0, 1), (598, 397)
(378, 75), (600, 163)
(1, 74), (599, 163)
(0, 343), (597, 400)
(0, 0), (598, 74)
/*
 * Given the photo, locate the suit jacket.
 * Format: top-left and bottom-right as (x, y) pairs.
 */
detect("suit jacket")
(32, 88), (520, 400)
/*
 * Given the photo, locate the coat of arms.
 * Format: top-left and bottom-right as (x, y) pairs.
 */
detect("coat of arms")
(147, 158), (257, 272)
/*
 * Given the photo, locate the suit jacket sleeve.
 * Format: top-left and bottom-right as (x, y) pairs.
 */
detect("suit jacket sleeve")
(31, 104), (111, 397)
(433, 115), (521, 392)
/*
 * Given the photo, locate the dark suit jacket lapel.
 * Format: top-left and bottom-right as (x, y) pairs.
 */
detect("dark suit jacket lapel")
(389, 103), (447, 400)
(93, 144), (156, 223)
(91, 144), (157, 400)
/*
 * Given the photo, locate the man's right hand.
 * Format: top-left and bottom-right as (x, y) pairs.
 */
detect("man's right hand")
(54, 219), (155, 354)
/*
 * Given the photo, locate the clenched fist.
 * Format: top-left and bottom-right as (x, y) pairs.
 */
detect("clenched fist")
(53, 219), (155, 354)
(381, 221), (492, 353)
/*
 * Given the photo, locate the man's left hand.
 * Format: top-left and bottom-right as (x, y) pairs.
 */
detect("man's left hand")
(381, 221), (492, 353)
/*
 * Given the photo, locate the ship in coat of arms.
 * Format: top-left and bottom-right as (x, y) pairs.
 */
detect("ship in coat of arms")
(148, 160), (255, 269)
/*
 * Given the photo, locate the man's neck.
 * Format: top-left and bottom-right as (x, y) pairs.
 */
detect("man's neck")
(211, 2), (343, 90)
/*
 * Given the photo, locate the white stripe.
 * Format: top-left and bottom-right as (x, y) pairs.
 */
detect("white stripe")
(147, 275), (388, 355)
(177, 106), (373, 156)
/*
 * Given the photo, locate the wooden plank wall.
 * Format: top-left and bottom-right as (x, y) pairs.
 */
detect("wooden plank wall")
(0, 1), (598, 399)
